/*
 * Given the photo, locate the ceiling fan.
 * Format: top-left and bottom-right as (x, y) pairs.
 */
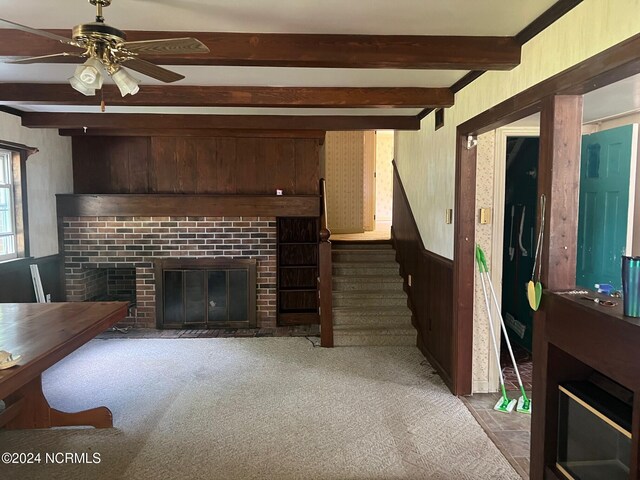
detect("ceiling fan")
(0, 0), (210, 97)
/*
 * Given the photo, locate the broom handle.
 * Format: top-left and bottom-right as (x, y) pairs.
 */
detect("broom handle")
(479, 270), (507, 388)
(487, 275), (525, 389)
(475, 245), (507, 388)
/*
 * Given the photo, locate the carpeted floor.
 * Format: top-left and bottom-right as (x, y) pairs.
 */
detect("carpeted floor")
(0, 338), (519, 480)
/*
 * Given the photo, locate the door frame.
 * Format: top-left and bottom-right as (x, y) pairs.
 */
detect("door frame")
(484, 126), (540, 392)
(452, 33), (640, 396)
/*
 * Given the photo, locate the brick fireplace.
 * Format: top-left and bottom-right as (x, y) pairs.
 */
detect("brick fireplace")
(62, 216), (276, 328)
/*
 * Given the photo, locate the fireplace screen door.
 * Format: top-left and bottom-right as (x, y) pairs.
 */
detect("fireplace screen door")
(156, 259), (256, 329)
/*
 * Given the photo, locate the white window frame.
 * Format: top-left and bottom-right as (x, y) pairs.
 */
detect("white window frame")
(0, 148), (17, 261)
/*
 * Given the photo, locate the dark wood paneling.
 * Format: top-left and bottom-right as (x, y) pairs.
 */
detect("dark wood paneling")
(531, 292), (640, 479)
(392, 162), (454, 392)
(452, 133), (477, 396)
(23, 113), (420, 131)
(57, 194), (320, 218)
(73, 135), (320, 195)
(294, 140), (320, 195)
(0, 84), (453, 108)
(73, 136), (151, 194)
(0, 255), (63, 303)
(0, 30), (521, 70)
(61, 129), (326, 141)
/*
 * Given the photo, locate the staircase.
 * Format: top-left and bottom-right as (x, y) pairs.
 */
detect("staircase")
(331, 242), (416, 346)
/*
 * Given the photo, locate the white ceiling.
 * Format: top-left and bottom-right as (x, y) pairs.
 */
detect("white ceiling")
(0, 64), (468, 88)
(0, 0), (559, 117)
(0, 0), (557, 35)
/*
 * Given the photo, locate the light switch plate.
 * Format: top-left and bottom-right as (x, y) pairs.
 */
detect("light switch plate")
(445, 209), (453, 224)
(479, 208), (492, 224)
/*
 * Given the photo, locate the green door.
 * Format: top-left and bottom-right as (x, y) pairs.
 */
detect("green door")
(577, 125), (636, 291)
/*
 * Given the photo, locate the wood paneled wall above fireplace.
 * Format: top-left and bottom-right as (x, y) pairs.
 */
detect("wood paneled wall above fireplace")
(72, 134), (321, 195)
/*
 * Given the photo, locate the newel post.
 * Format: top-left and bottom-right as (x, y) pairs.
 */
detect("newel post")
(318, 178), (333, 347)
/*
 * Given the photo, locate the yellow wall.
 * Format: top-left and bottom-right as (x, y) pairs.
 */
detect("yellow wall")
(375, 131), (394, 222)
(324, 131), (364, 234)
(395, 0), (640, 259)
(0, 112), (73, 257)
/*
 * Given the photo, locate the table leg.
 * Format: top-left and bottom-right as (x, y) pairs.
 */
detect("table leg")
(3, 375), (112, 429)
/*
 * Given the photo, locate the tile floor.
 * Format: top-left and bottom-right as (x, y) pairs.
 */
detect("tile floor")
(462, 391), (532, 479)
(501, 343), (533, 391)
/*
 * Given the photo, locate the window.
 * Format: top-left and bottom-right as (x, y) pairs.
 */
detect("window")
(0, 149), (16, 261)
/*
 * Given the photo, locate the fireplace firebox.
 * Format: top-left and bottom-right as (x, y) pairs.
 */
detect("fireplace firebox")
(155, 258), (257, 329)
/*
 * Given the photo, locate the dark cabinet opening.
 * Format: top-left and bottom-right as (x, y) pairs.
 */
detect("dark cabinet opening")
(156, 259), (256, 329)
(277, 217), (320, 326)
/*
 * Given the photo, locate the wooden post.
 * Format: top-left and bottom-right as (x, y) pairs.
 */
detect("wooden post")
(452, 130), (477, 396)
(537, 95), (583, 291)
(318, 178), (334, 347)
(531, 94), (583, 480)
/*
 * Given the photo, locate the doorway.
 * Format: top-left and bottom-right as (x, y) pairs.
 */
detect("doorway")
(325, 130), (394, 241)
(499, 136), (539, 391)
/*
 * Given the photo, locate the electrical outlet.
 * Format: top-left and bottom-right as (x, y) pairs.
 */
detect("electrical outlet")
(408, 274), (412, 287)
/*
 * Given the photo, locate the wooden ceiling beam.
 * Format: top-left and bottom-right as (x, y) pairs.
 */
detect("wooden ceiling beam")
(58, 128), (327, 140)
(22, 113), (420, 131)
(0, 84), (453, 108)
(0, 30), (521, 70)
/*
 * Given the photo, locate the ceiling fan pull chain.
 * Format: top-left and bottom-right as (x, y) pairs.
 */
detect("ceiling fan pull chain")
(100, 88), (106, 112)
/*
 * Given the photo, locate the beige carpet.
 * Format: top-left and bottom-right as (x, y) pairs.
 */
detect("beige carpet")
(0, 338), (518, 479)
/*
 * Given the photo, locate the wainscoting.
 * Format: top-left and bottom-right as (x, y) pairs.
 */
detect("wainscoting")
(392, 162), (455, 393)
(0, 254), (63, 303)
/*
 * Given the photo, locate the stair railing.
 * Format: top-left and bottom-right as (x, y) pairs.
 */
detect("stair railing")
(318, 178), (334, 347)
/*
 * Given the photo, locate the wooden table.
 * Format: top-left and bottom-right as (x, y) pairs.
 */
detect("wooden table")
(0, 302), (128, 430)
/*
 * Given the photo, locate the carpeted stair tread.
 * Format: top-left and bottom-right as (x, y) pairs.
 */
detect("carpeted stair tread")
(333, 305), (412, 317)
(332, 251), (397, 263)
(331, 243), (393, 250)
(332, 263), (400, 276)
(333, 276), (404, 291)
(332, 290), (407, 307)
(332, 326), (416, 346)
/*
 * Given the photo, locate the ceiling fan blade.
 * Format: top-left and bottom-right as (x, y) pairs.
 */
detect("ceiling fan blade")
(0, 18), (79, 47)
(121, 58), (185, 83)
(7, 52), (85, 64)
(120, 37), (209, 56)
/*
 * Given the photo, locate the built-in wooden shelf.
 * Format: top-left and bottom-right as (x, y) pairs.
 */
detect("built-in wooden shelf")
(532, 291), (640, 480)
(277, 217), (319, 326)
(56, 194), (320, 218)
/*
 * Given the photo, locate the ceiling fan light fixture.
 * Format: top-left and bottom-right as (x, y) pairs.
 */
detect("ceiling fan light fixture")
(69, 58), (103, 95)
(111, 67), (140, 97)
(77, 57), (103, 87)
(68, 75), (96, 96)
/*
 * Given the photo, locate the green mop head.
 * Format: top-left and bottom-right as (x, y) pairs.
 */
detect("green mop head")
(494, 384), (516, 413)
(516, 388), (531, 414)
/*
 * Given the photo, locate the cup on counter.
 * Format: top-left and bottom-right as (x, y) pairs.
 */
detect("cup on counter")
(622, 256), (640, 317)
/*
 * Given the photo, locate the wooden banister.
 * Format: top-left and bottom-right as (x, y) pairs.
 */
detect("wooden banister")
(318, 178), (333, 347)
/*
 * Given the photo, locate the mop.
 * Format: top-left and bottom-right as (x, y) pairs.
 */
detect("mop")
(476, 245), (532, 415)
(475, 245), (516, 413)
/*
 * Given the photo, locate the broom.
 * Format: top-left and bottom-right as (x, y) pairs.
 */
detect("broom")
(476, 245), (531, 414)
(475, 245), (516, 413)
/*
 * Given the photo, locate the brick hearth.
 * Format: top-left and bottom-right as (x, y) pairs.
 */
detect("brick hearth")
(62, 216), (276, 328)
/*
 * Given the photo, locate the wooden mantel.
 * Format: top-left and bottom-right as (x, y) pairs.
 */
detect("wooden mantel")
(56, 194), (320, 218)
